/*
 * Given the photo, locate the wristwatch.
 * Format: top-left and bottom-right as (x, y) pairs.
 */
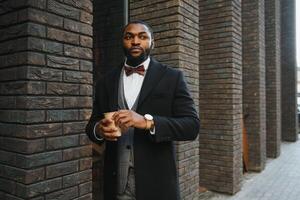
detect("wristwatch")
(144, 114), (154, 130)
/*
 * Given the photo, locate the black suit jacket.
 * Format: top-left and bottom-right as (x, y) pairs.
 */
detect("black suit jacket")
(86, 58), (200, 200)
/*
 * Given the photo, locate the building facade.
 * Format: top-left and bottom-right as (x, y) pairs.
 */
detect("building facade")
(0, 0), (297, 200)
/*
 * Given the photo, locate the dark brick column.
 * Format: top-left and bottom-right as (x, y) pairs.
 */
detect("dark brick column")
(0, 1), (93, 199)
(242, 0), (266, 171)
(130, 1), (200, 199)
(198, 0), (243, 194)
(265, 0), (281, 158)
(281, 0), (298, 142)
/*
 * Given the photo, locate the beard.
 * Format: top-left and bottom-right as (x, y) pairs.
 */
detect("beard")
(123, 45), (152, 67)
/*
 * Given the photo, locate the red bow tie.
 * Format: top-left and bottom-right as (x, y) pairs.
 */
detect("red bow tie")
(124, 65), (145, 76)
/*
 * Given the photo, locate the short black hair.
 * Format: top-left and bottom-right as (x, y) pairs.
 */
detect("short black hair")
(123, 20), (154, 39)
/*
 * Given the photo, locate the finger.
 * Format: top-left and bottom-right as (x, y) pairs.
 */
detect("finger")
(123, 121), (134, 128)
(115, 116), (131, 127)
(101, 118), (114, 126)
(112, 110), (126, 118)
(118, 116), (130, 124)
(113, 112), (128, 122)
(117, 109), (129, 114)
(100, 127), (118, 133)
(101, 118), (112, 123)
(103, 132), (121, 140)
(119, 120), (135, 132)
(119, 118), (132, 128)
(113, 110), (131, 119)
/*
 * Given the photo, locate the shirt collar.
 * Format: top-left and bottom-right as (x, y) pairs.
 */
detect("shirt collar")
(124, 57), (151, 71)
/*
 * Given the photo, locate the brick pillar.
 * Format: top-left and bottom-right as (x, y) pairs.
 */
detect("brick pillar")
(0, 1), (93, 199)
(265, 0), (281, 158)
(130, 1), (200, 199)
(198, 0), (243, 194)
(281, 0), (298, 142)
(242, 0), (266, 171)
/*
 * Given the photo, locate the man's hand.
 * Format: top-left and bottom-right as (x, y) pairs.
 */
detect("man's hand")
(113, 110), (147, 131)
(96, 118), (121, 141)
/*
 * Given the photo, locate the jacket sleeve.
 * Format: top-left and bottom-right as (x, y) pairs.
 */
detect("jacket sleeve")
(85, 78), (107, 144)
(151, 70), (200, 143)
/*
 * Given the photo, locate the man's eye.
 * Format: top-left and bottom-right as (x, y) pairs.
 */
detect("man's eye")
(140, 35), (148, 40)
(124, 35), (132, 40)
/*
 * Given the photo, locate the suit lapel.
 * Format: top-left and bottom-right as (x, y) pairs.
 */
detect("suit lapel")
(106, 58), (166, 111)
(138, 58), (167, 108)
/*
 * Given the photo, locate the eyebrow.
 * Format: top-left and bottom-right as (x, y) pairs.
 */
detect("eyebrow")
(124, 31), (149, 35)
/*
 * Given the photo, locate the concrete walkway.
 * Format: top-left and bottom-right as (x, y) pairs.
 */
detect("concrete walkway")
(199, 139), (300, 200)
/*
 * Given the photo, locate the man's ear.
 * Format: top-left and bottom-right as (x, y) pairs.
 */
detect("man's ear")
(151, 40), (155, 49)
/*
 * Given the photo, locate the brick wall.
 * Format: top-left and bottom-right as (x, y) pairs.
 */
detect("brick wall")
(265, 0), (281, 158)
(242, 0), (266, 171)
(281, 0), (298, 142)
(0, 0), (93, 199)
(130, 0), (200, 199)
(198, 0), (243, 194)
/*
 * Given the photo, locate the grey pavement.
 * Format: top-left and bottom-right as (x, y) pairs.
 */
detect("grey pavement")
(199, 138), (300, 200)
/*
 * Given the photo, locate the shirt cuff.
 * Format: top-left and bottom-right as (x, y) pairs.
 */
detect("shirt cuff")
(93, 122), (104, 141)
(149, 126), (155, 135)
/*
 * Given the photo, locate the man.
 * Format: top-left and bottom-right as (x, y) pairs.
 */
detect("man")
(86, 20), (200, 200)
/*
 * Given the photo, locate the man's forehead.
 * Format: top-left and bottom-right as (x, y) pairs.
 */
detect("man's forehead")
(124, 23), (151, 34)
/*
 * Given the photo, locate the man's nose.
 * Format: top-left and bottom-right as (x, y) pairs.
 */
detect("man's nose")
(131, 36), (140, 45)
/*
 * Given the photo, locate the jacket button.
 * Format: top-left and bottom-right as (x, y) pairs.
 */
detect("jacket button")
(126, 145), (131, 149)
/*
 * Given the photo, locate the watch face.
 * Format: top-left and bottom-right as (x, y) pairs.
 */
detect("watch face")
(145, 114), (153, 120)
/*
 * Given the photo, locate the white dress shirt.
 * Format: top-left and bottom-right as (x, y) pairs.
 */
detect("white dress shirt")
(123, 57), (150, 109)
(93, 57), (154, 141)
